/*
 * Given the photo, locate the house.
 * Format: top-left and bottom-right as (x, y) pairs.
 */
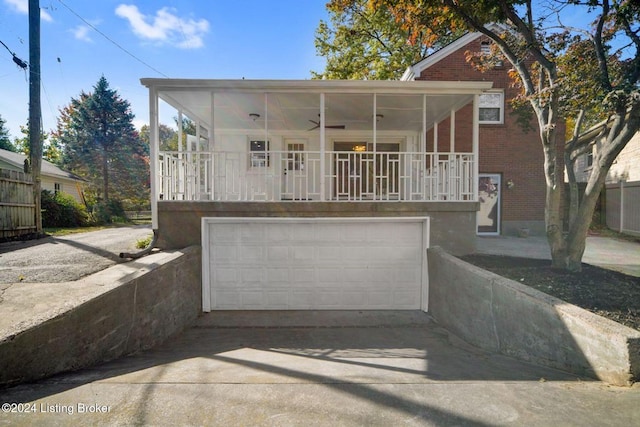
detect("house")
(571, 122), (640, 236)
(0, 148), (86, 204)
(402, 31), (549, 237)
(140, 32), (549, 312)
(572, 126), (640, 184)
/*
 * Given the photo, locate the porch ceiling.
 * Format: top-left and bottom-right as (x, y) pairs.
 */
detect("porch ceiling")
(143, 79), (493, 132)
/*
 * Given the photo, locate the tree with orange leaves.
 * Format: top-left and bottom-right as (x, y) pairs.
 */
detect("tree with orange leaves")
(326, 0), (640, 272)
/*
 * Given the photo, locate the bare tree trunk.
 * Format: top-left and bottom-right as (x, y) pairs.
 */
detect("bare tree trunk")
(103, 151), (109, 202)
(565, 151), (579, 230)
(538, 104), (566, 269)
(564, 151), (612, 271)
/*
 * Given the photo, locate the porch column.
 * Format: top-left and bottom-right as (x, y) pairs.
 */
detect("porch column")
(320, 93), (326, 200)
(433, 122), (438, 154)
(178, 111), (183, 152)
(210, 91), (215, 200)
(149, 85), (159, 230)
(422, 94), (427, 154)
(450, 109), (456, 152)
(373, 93), (377, 200)
(472, 94), (480, 201)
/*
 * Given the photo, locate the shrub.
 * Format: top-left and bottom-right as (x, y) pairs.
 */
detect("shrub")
(41, 190), (90, 227)
(93, 198), (128, 224)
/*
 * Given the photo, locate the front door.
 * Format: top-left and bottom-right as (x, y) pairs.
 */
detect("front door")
(334, 142), (368, 199)
(282, 139), (307, 200)
(333, 142), (400, 200)
(477, 174), (501, 234)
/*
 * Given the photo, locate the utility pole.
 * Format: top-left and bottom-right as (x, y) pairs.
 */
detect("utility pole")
(29, 0), (43, 236)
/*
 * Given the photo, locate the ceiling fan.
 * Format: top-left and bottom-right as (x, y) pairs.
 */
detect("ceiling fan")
(307, 116), (345, 131)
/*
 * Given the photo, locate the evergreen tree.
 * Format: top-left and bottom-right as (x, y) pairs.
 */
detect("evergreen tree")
(54, 76), (149, 206)
(0, 114), (16, 152)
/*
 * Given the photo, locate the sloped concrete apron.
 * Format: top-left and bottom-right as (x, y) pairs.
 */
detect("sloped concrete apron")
(428, 246), (640, 386)
(1, 244), (638, 387)
(0, 246), (201, 387)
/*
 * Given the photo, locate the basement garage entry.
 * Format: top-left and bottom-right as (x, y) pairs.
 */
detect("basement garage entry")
(202, 217), (430, 311)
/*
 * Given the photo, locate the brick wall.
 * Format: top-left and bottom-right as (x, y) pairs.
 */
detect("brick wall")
(419, 37), (564, 233)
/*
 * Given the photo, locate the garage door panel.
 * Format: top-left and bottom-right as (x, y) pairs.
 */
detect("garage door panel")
(203, 218), (428, 311)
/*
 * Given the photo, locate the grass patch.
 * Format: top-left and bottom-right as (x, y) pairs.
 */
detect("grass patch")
(135, 235), (153, 249)
(44, 223), (135, 237)
(44, 226), (111, 236)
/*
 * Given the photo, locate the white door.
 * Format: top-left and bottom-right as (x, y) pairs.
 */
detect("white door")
(282, 139), (307, 200)
(202, 217), (429, 311)
(477, 174), (501, 235)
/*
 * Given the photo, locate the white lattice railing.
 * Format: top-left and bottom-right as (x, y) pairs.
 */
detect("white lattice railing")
(158, 151), (476, 202)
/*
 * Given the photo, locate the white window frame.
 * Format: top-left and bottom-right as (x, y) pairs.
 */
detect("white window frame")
(248, 139), (270, 169)
(479, 90), (504, 125)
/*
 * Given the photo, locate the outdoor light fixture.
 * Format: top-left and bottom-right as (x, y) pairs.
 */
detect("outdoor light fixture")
(249, 113), (260, 121)
(376, 114), (384, 122)
(353, 145), (367, 152)
(506, 179), (515, 189)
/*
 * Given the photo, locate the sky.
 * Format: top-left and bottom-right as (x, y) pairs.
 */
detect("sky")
(0, 0), (330, 138)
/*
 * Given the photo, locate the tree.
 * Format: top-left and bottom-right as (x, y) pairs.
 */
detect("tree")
(338, 0), (639, 272)
(140, 123), (177, 151)
(0, 114), (16, 152)
(314, 0), (463, 79)
(12, 121), (60, 163)
(53, 76), (149, 206)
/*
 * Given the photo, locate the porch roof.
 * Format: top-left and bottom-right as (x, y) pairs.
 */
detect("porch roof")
(140, 79), (493, 132)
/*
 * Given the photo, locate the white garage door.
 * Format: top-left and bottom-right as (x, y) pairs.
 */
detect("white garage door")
(202, 217), (429, 311)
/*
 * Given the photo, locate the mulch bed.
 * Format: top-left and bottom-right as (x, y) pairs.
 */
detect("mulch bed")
(460, 254), (640, 331)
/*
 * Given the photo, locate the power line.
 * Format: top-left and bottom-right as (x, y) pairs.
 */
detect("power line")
(0, 39), (28, 70)
(57, 0), (170, 78)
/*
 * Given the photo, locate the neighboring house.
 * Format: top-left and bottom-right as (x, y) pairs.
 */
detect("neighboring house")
(0, 148), (86, 204)
(140, 31), (548, 312)
(572, 127), (640, 184)
(571, 123), (640, 236)
(402, 31), (549, 237)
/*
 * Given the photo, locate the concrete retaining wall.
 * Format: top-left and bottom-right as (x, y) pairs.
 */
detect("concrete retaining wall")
(158, 201), (478, 256)
(0, 246), (201, 387)
(427, 247), (640, 386)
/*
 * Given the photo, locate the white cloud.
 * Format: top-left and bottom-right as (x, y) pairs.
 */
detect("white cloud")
(71, 25), (92, 43)
(115, 4), (209, 49)
(4, 0), (53, 22)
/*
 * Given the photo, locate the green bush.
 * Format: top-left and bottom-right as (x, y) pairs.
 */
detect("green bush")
(93, 198), (128, 224)
(41, 190), (90, 228)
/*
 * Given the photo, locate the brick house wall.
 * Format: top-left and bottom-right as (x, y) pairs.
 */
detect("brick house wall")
(414, 35), (560, 235)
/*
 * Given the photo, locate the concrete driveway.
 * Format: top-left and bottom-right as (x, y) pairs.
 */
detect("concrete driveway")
(477, 235), (640, 276)
(1, 311), (638, 426)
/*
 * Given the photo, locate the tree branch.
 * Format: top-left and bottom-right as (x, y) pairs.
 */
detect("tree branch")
(593, 0), (613, 92)
(441, 0), (538, 97)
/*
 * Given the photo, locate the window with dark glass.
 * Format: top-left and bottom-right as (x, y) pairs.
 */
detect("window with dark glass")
(249, 140), (270, 168)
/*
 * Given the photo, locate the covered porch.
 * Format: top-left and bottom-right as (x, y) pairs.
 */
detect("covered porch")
(142, 79), (491, 255)
(142, 79), (491, 216)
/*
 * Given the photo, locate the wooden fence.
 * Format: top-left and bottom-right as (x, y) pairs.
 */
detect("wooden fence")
(606, 180), (640, 237)
(0, 168), (36, 239)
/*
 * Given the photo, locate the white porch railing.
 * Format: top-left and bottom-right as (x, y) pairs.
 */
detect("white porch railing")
(158, 151), (476, 202)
